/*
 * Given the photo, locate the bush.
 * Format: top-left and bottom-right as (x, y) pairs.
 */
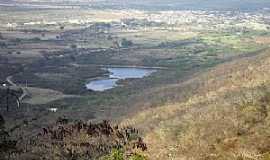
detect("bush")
(101, 149), (147, 160)
(129, 154), (147, 160)
(101, 149), (124, 160)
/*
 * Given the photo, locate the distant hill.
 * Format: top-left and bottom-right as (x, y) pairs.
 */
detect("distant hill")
(101, 0), (270, 11)
(3, 0), (270, 11)
(0, 0), (15, 3)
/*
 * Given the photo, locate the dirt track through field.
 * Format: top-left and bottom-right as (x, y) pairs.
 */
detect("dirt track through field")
(6, 75), (29, 101)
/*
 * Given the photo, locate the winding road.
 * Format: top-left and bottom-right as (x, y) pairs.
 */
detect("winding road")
(6, 75), (29, 101)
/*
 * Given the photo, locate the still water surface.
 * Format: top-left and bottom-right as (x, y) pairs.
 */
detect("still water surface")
(86, 67), (156, 91)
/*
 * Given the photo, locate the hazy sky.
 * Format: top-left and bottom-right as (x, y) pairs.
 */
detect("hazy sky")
(3, 0), (270, 11)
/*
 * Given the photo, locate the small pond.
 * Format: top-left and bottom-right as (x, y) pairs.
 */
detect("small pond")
(86, 67), (156, 91)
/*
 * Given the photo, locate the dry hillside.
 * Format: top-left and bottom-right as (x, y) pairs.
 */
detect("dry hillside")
(122, 49), (270, 160)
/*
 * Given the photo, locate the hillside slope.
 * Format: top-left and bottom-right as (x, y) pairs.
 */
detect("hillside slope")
(122, 49), (270, 160)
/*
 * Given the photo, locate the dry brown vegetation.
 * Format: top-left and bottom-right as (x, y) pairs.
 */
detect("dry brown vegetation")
(121, 49), (270, 160)
(0, 119), (147, 160)
(255, 37), (270, 45)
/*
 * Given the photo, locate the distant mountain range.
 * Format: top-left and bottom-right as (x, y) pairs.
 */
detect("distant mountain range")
(1, 0), (270, 11)
(101, 0), (270, 11)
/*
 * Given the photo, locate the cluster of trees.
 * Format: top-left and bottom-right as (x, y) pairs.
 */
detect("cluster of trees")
(7, 51), (21, 55)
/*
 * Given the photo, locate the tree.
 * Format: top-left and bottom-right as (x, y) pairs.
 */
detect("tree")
(0, 114), (4, 129)
(60, 26), (65, 30)
(70, 44), (77, 49)
(121, 38), (133, 48)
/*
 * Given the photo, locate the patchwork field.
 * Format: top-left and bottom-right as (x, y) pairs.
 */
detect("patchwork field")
(0, 4), (270, 159)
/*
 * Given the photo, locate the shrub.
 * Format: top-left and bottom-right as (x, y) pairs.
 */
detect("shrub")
(101, 150), (147, 160)
(100, 149), (124, 160)
(129, 154), (147, 160)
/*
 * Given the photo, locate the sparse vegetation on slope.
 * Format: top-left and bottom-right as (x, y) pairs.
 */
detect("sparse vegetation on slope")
(122, 49), (270, 160)
(0, 118), (147, 160)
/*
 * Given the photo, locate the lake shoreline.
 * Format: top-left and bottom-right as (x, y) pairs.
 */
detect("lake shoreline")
(93, 64), (168, 70)
(85, 67), (157, 91)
